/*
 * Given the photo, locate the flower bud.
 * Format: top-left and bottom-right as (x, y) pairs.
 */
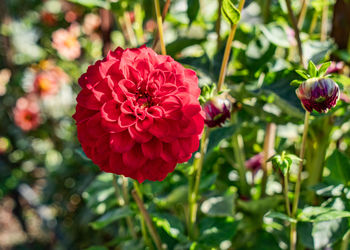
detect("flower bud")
(245, 153), (263, 174)
(296, 78), (340, 113)
(203, 96), (231, 128)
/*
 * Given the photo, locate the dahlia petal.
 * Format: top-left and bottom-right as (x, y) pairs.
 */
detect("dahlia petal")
(147, 106), (164, 118)
(118, 79), (137, 97)
(87, 113), (106, 139)
(92, 78), (113, 102)
(101, 119), (126, 133)
(110, 130), (135, 153)
(78, 63), (102, 89)
(109, 153), (126, 175)
(76, 88), (101, 110)
(122, 144), (147, 168)
(118, 113), (137, 128)
(128, 126), (153, 143)
(136, 115), (153, 131)
(141, 137), (162, 160)
(120, 99), (135, 114)
(73, 105), (98, 124)
(149, 119), (169, 138)
(101, 100), (120, 122)
(161, 141), (180, 163)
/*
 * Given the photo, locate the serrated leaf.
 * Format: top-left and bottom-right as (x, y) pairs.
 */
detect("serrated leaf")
(318, 61), (331, 77)
(221, 0), (241, 25)
(90, 206), (133, 230)
(307, 60), (317, 78)
(264, 211), (297, 223)
(290, 80), (303, 86)
(295, 69), (309, 80)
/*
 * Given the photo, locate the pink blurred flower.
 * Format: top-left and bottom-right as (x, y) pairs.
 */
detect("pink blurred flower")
(0, 68), (11, 96)
(245, 153), (263, 174)
(286, 27), (297, 46)
(13, 96), (41, 131)
(326, 61), (344, 74)
(83, 13), (101, 35)
(40, 11), (57, 26)
(52, 24), (81, 61)
(145, 19), (157, 33)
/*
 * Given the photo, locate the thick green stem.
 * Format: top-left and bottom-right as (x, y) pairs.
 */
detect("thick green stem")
(290, 111), (310, 250)
(285, 0), (305, 67)
(152, 0), (171, 50)
(217, 0), (246, 92)
(188, 128), (209, 239)
(282, 151), (291, 217)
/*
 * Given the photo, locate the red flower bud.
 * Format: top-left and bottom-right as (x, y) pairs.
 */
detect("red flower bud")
(296, 78), (340, 113)
(203, 96), (231, 128)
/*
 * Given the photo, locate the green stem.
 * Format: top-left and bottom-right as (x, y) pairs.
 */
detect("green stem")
(281, 151), (291, 217)
(341, 229), (350, 250)
(232, 133), (249, 197)
(188, 127), (209, 239)
(152, 0), (171, 50)
(134, 3), (145, 44)
(114, 176), (137, 239)
(217, 0), (246, 92)
(285, 0), (305, 67)
(215, 0), (222, 51)
(133, 182), (160, 250)
(297, 0), (308, 29)
(308, 11), (318, 35)
(263, 0), (271, 23)
(153, 0), (166, 55)
(290, 111), (310, 250)
(261, 123), (277, 197)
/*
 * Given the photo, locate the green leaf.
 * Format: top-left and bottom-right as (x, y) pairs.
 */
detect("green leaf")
(90, 206), (134, 230)
(264, 211), (296, 223)
(311, 184), (344, 197)
(295, 69), (309, 80)
(325, 149), (350, 185)
(198, 217), (238, 246)
(318, 61), (331, 77)
(152, 213), (187, 242)
(298, 206), (350, 222)
(68, 0), (110, 9)
(187, 0), (200, 24)
(237, 196), (284, 215)
(201, 193), (236, 217)
(290, 79), (303, 87)
(260, 23), (290, 48)
(298, 198), (349, 249)
(155, 185), (188, 208)
(307, 60), (317, 78)
(166, 38), (206, 57)
(221, 0), (241, 25)
(207, 125), (237, 154)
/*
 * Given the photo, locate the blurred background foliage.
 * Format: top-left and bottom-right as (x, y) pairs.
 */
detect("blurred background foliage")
(0, 0), (350, 249)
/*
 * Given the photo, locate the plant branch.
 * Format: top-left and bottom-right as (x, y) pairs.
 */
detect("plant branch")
(321, 0), (328, 41)
(297, 0), (308, 29)
(261, 123), (277, 197)
(152, 0), (171, 50)
(285, 0), (305, 67)
(290, 111), (310, 250)
(217, 0), (246, 92)
(188, 127), (209, 239)
(153, 0), (167, 55)
(131, 187), (164, 250)
(215, 0), (223, 50)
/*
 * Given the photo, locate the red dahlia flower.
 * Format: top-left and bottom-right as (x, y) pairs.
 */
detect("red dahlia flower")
(73, 46), (204, 182)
